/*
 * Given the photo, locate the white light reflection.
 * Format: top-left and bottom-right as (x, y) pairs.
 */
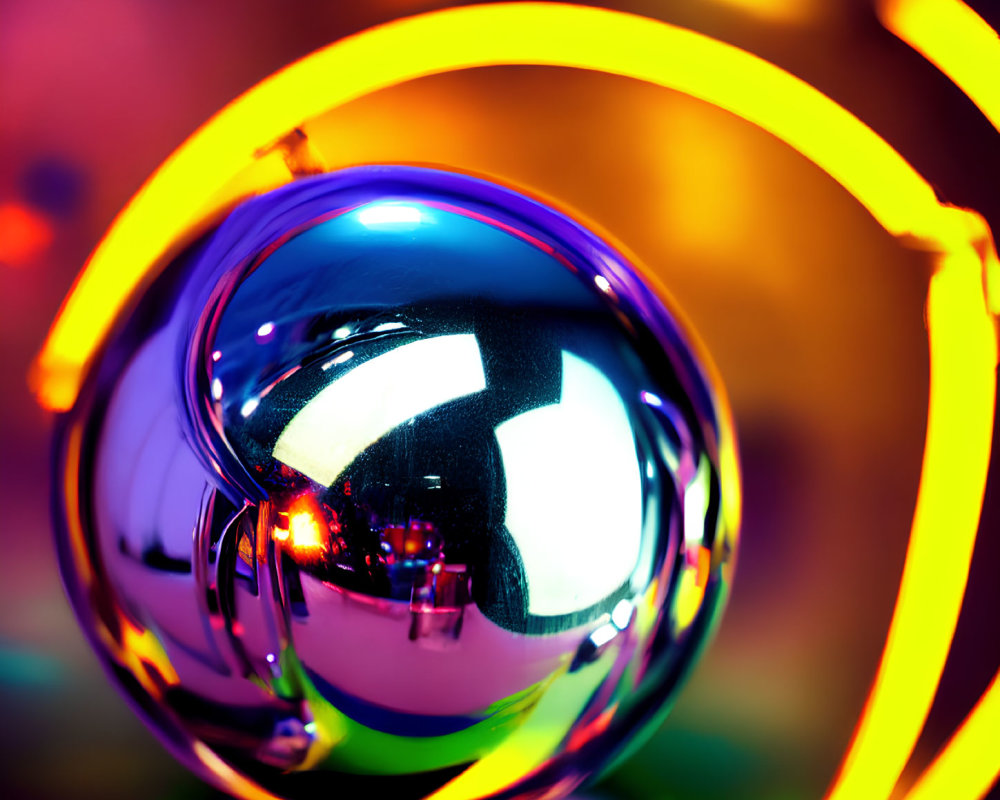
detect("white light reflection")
(684, 456), (711, 549)
(332, 326), (352, 340)
(211, 378), (223, 400)
(240, 397), (260, 418)
(372, 322), (406, 333)
(594, 275), (612, 293)
(495, 351), (643, 617)
(274, 335), (485, 486)
(321, 350), (354, 370)
(590, 623), (619, 649)
(256, 321), (275, 339)
(357, 203), (425, 228)
(611, 599), (633, 629)
(640, 390), (663, 407)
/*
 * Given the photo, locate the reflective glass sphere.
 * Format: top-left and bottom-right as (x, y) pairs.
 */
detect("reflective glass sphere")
(54, 165), (738, 800)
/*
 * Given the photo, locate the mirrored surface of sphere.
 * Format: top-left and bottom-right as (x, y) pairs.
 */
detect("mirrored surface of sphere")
(54, 165), (738, 800)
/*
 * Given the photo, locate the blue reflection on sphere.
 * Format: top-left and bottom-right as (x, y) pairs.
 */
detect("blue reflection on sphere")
(56, 165), (738, 800)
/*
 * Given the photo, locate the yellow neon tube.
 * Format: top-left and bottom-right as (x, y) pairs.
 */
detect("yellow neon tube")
(827, 249), (997, 800)
(32, 4), (998, 799)
(904, 672), (1000, 800)
(879, 0), (1000, 134)
(878, 0), (1000, 316)
(32, 1), (976, 411)
(878, 3), (1000, 798)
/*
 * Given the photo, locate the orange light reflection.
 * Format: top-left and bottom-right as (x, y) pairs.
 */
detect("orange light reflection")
(707, 0), (824, 24)
(0, 202), (53, 266)
(275, 497), (330, 558)
(288, 510), (325, 552)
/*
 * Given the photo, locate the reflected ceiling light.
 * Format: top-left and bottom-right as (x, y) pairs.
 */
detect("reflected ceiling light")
(356, 202), (426, 228)
(273, 334), (485, 486)
(495, 350), (643, 617)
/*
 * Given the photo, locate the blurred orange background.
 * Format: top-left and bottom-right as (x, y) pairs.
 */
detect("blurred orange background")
(1, 2), (998, 799)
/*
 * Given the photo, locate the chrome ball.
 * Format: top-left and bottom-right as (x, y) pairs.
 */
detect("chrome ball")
(54, 165), (738, 799)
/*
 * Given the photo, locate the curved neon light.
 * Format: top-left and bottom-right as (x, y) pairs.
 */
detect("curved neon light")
(33, 4), (997, 800)
(878, 2), (1000, 799)
(905, 672), (1000, 800)
(827, 249), (995, 800)
(31, 2), (984, 409)
(879, 0), (1000, 135)
(878, 0), (1000, 320)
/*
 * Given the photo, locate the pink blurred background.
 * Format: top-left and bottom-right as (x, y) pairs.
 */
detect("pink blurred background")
(1, 1), (998, 798)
